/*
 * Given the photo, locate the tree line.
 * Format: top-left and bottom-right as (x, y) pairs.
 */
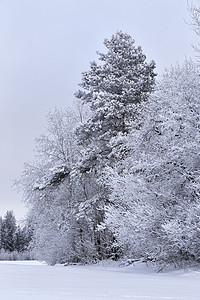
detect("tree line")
(18, 4), (200, 268)
(0, 211), (33, 259)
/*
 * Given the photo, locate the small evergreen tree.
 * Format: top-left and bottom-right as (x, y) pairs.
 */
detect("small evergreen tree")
(0, 216), (2, 249)
(1, 211), (17, 252)
(15, 226), (25, 252)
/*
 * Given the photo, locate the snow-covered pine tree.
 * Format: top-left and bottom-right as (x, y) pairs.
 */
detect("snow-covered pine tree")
(1, 211), (17, 252)
(15, 226), (25, 252)
(0, 216), (2, 249)
(14, 224), (33, 253)
(74, 31), (156, 259)
(76, 31), (156, 158)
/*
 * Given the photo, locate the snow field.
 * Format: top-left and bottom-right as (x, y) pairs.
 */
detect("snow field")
(0, 261), (200, 300)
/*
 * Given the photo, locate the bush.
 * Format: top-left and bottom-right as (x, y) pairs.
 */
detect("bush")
(0, 249), (35, 261)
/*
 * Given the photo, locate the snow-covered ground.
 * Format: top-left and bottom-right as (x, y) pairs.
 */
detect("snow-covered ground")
(0, 260), (200, 300)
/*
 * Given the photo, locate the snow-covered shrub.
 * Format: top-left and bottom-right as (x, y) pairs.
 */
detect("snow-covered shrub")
(0, 249), (35, 261)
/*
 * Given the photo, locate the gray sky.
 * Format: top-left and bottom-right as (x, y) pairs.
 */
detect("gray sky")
(0, 0), (199, 220)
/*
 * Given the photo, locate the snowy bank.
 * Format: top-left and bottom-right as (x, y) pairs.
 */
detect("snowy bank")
(0, 260), (200, 299)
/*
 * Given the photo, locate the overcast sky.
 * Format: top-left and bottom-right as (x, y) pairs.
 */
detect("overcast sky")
(0, 0), (200, 220)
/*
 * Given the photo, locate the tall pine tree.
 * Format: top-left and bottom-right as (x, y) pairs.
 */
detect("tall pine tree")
(74, 31), (156, 259)
(76, 31), (156, 157)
